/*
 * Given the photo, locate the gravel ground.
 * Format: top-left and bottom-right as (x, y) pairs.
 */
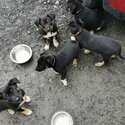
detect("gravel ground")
(0, 0), (125, 125)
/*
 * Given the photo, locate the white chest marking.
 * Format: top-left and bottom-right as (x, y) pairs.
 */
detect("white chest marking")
(43, 32), (57, 39)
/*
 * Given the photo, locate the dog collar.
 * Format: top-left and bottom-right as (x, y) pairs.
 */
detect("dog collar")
(75, 9), (82, 14)
(75, 30), (83, 36)
(52, 56), (56, 67)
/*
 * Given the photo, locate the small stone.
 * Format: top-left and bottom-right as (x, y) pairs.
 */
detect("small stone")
(28, 31), (31, 34)
(36, 28), (39, 31)
(53, 5), (58, 8)
(55, 0), (59, 5)
(48, 79), (52, 83)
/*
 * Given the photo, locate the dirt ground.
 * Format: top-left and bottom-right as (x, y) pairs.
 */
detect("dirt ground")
(0, 0), (125, 125)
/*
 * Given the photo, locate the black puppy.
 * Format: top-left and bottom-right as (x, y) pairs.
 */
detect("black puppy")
(69, 21), (125, 67)
(35, 41), (81, 86)
(0, 78), (32, 116)
(35, 13), (59, 50)
(67, 0), (105, 32)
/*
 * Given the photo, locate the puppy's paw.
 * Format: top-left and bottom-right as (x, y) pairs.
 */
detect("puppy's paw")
(95, 61), (104, 67)
(70, 36), (76, 41)
(21, 107), (32, 116)
(72, 58), (77, 67)
(23, 96), (31, 103)
(90, 30), (94, 35)
(111, 55), (117, 59)
(84, 49), (91, 55)
(96, 27), (101, 31)
(44, 44), (50, 51)
(60, 79), (68, 86)
(8, 109), (15, 115)
(53, 40), (59, 48)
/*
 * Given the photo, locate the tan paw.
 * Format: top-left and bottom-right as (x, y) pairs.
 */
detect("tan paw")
(90, 30), (94, 35)
(8, 109), (15, 115)
(70, 36), (76, 41)
(21, 107), (32, 116)
(23, 96), (31, 103)
(96, 27), (101, 31)
(84, 49), (91, 55)
(95, 61), (105, 67)
(111, 55), (117, 59)
(44, 44), (50, 51)
(72, 58), (77, 67)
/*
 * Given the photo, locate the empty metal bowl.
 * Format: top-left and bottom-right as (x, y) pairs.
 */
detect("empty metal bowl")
(10, 44), (32, 64)
(51, 111), (73, 125)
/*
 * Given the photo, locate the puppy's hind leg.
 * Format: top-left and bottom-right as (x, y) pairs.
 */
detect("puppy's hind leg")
(95, 55), (110, 67)
(111, 55), (117, 59)
(44, 39), (50, 51)
(95, 61), (105, 67)
(60, 69), (68, 86)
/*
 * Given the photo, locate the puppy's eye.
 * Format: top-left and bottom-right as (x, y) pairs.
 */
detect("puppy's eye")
(9, 89), (13, 92)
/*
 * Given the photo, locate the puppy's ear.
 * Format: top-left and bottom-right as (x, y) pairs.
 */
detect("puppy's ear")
(45, 56), (54, 67)
(8, 78), (20, 86)
(35, 18), (41, 28)
(47, 14), (55, 21)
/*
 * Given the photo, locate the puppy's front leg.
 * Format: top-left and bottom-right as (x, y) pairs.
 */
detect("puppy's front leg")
(53, 35), (59, 48)
(44, 38), (50, 51)
(72, 58), (77, 67)
(60, 69), (67, 86)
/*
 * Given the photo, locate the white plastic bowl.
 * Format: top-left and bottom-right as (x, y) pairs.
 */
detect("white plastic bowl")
(51, 111), (73, 125)
(10, 44), (32, 64)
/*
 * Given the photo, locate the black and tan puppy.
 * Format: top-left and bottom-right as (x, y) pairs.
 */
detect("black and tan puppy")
(35, 13), (59, 50)
(0, 78), (32, 116)
(67, 0), (105, 32)
(69, 21), (125, 67)
(35, 41), (81, 86)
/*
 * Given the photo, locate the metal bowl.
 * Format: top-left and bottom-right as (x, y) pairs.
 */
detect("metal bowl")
(10, 44), (32, 64)
(51, 111), (73, 125)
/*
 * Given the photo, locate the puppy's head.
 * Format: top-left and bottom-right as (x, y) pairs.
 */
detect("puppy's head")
(35, 52), (55, 72)
(67, 0), (83, 14)
(35, 14), (56, 32)
(69, 21), (82, 35)
(0, 78), (24, 104)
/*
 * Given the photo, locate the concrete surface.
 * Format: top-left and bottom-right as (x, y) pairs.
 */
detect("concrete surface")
(0, 0), (125, 125)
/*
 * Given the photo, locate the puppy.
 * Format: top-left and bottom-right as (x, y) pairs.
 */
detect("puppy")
(35, 14), (59, 50)
(69, 21), (125, 67)
(67, 0), (106, 32)
(0, 78), (32, 116)
(35, 41), (81, 86)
